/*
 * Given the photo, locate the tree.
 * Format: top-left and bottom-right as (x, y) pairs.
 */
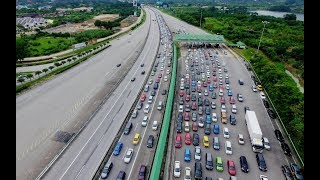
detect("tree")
(61, 61), (66, 65)
(17, 78), (25, 84)
(49, 66), (54, 71)
(72, 57), (77, 61)
(284, 13), (297, 21)
(42, 68), (48, 73)
(67, 59), (72, 63)
(16, 38), (30, 62)
(54, 62), (61, 67)
(94, 20), (102, 27)
(35, 71), (42, 76)
(26, 74), (33, 81)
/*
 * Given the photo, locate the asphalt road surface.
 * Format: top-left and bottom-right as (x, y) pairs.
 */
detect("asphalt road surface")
(16, 7), (155, 180)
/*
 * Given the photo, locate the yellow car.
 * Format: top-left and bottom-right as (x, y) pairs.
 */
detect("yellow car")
(133, 133), (140, 145)
(257, 85), (263, 91)
(203, 135), (209, 147)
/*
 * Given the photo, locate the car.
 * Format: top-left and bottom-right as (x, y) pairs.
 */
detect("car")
(204, 124), (211, 135)
(203, 135), (209, 147)
(184, 167), (192, 180)
(174, 161), (181, 177)
(179, 90), (184, 97)
(204, 98), (210, 106)
(113, 142), (123, 156)
(212, 124), (220, 134)
(244, 106), (250, 113)
(116, 63), (121, 67)
(140, 93), (146, 102)
(238, 134), (245, 145)
(191, 112), (197, 121)
(148, 79), (153, 85)
(204, 89), (209, 96)
(116, 171), (126, 180)
(231, 104), (237, 113)
(133, 133), (140, 144)
(205, 107), (211, 115)
(237, 93), (243, 102)
(238, 79), (244, 85)
(239, 156), (249, 173)
(220, 96), (226, 104)
(186, 94), (190, 102)
(262, 99), (270, 108)
(178, 105), (184, 113)
(179, 97), (184, 105)
(274, 129), (284, 142)
(262, 137), (270, 150)
(185, 133), (192, 145)
(226, 84), (230, 90)
(213, 136), (220, 150)
(211, 92), (217, 99)
(137, 165), (147, 180)
(101, 161), (113, 179)
(225, 78), (230, 84)
(210, 101), (216, 109)
(158, 73), (162, 78)
(155, 78), (160, 83)
(290, 163), (304, 180)
(177, 112), (183, 122)
(221, 104), (226, 113)
(124, 148), (134, 163)
(256, 153), (267, 172)
(252, 85), (258, 92)
(162, 89), (167, 95)
(194, 162), (202, 179)
(191, 94), (197, 101)
(260, 91), (266, 99)
(225, 141), (232, 155)
(147, 135), (154, 148)
(131, 77), (136, 82)
(257, 84), (263, 91)
(211, 113), (217, 122)
(184, 148), (191, 162)
(151, 90), (156, 96)
(227, 90), (232, 96)
(223, 127), (230, 138)
(227, 160), (236, 176)
(184, 112), (191, 121)
(192, 122), (198, 132)
(267, 109), (276, 119)
(281, 142), (292, 156)
(282, 165), (294, 180)
(175, 134), (182, 148)
(136, 102), (143, 110)
(216, 157), (224, 172)
(141, 70), (145, 75)
(229, 114), (236, 125)
(164, 75), (168, 82)
(176, 122), (183, 133)
(195, 146), (201, 161)
(193, 133), (200, 146)
(205, 153), (214, 170)
(198, 106), (203, 115)
(260, 175), (268, 180)
(229, 96), (235, 104)
(198, 118), (204, 128)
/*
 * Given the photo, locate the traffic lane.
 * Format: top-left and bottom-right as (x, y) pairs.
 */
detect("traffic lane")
(42, 8), (158, 180)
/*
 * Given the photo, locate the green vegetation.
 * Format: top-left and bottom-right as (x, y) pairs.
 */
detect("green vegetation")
(75, 29), (113, 43)
(162, 5), (304, 161)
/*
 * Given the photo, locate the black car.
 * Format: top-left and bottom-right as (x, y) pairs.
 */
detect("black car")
(281, 142), (292, 156)
(186, 89), (190, 95)
(229, 114), (236, 125)
(131, 77), (136, 82)
(274, 129), (284, 142)
(177, 112), (183, 122)
(205, 107), (211, 115)
(185, 84), (190, 89)
(256, 153), (267, 172)
(244, 106), (250, 113)
(176, 122), (182, 133)
(204, 124), (211, 135)
(116, 171), (126, 180)
(151, 90), (156, 96)
(147, 135), (154, 148)
(282, 165), (294, 180)
(179, 98), (184, 105)
(141, 71), (145, 75)
(193, 133), (200, 146)
(191, 94), (197, 101)
(116, 63), (121, 67)
(101, 161), (113, 179)
(162, 89), (167, 95)
(204, 99), (210, 106)
(225, 79), (230, 84)
(239, 156), (249, 173)
(267, 109), (276, 119)
(262, 99), (270, 108)
(140, 63), (144, 67)
(194, 162), (202, 179)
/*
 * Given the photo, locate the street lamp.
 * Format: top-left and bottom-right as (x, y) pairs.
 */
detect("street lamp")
(256, 21), (269, 53)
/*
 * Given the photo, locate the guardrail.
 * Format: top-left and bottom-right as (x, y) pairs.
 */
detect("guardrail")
(225, 45), (304, 167)
(149, 43), (177, 179)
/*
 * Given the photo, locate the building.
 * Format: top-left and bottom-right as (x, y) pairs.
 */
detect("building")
(16, 17), (53, 29)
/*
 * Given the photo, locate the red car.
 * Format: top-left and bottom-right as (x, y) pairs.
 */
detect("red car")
(227, 160), (236, 176)
(185, 95), (190, 102)
(192, 122), (198, 132)
(185, 133), (192, 145)
(175, 134), (182, 148)
(155, 78), (160, 83)
(140, 93), (146, 102)
(213, 76), (217, 82)
(219, 85), (224, 91)
(207, 79), (211, 84)
(158, 73), (162, 78)
(197, 87), (202, 93)
(212, 68), (216, 72)
(220, 96), (226, 104)
(179, 90), (184, 97)
(184, 112), (190, 121)
(229, 96), (235, 104)
(203, 82), (208, 87)
(191, 102), (197, 110)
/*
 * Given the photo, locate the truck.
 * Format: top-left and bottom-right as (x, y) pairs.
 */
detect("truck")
(245, 110), (264, 153)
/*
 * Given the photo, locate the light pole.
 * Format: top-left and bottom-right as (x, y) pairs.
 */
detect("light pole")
(256, 21), (269, 53)
(200, 8), (203, 28)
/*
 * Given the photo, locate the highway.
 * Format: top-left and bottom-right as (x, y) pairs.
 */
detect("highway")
(97, 9), (174, 179)
(153, 8), (296, 180)
(16, 7), (155, 180)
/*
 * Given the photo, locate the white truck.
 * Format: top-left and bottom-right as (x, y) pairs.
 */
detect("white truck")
(245, 110), (264, 153)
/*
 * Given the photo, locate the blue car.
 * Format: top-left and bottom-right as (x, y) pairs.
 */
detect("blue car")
(192, 80), (196, 86)
(228, 90), (233, 96)
(184, 148), (191, 162)
(153, 82), (159, 90)
(213, 124), (219, 134)
(206, 115), (211, 124)
(209, 84), (214, 92)
(113, 142), (123, 156)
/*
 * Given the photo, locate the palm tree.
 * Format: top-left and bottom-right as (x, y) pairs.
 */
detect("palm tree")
(42, 68), (48, 74)
(26, 74), (33, 81)
(49, 66), (54, 71)
(35, 71), (42, 77)
(17, 78), (25, 84)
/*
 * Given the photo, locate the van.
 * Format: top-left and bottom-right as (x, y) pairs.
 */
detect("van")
(184, 122), (190, 132)
(148, 96), (153, 104)
(144, 104), (150, 114)
(131, 109), (138, 118)
(152, 121), (158, 130)
(157, 101), (163, 110)
(205, 153), (214, 170)
(213, 137), (220, 150)
(142, 116), (148, 127)
(123, 122), (133, 135)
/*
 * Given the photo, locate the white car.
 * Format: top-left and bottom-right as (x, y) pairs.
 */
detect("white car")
(174, 161), (181, 177)
(225, 141), (232, 155)
(124, 148), (134, 163)
(238, 134), (245, 145)
(184, 167), (191, 180)
(260, 175), (268, 180)
(260, 91), (266, 99)
(219, 90), (223, 96)
(252, 85), (258, 92)
(223, 127), (230, 139)
(194, 146), (201, 160)
(226, 84), (230, 90)
(164, 76), (168, 82)
(231, 104), (237, 114)
(178, 105), (183, 112)
(198, 119), (204, 127)
(211, 101), (216, 109)
(263, 137), (271, 150)
(204, 89), (209, 96)
(148, 79), (153, 85)
(221, 104), (227, 113)
(212, 113), (217, 122)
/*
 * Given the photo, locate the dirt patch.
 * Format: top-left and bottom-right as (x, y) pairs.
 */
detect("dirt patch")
(120, 15), (138, 28)
(93, 14), (119, 21)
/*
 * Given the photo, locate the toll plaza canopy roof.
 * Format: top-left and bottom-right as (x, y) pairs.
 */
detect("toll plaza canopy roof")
(173, 33), (227, 43)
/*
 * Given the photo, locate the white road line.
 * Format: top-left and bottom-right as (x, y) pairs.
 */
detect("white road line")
(75, 165), (85, 180)
(134, 123), (138, 131)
